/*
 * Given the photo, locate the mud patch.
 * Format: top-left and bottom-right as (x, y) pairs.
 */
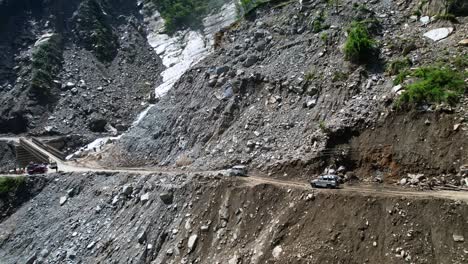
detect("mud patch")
(346, 111), (467, 181)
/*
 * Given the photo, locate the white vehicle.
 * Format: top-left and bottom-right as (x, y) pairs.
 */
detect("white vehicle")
(310, 175), (340, 189)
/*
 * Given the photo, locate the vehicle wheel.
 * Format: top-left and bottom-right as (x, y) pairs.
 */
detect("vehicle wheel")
(310, 183), (316, 188)
(326, 184), (331, 189)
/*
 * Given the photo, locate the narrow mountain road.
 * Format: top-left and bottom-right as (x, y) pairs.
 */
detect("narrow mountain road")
(7, 137), (468, 202)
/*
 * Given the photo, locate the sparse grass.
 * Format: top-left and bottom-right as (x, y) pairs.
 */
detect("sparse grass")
(434, 13), (458, 23)
(387, 57), (412, 76)
(397, 66), (466, 107)
(320, 32), (328, 42)
(319, 121), (330, 133)
(146, 0), (224, 32)
(453, 55), (468, 69)
(332, 71), (348, 82)
(0, 176), (25, 195)
(344, 21), (377, 63)
(305, 70), (316, 81)
(311, 10), (329, 33)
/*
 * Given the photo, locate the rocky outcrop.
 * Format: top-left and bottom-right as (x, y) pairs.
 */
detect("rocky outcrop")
(0, 0), (164, 135)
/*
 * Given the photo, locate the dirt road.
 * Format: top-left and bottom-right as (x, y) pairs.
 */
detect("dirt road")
(12, 137), (468, 202)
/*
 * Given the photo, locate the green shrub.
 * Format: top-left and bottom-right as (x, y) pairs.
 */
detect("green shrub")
(387, 57), (412, 76)
(344, 21), (377, 63)
(0, 176), (25, 195)
(147, 0), (224, 33)
(397, 66), (466, 107)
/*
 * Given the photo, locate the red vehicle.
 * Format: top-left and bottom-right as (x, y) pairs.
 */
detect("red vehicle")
(27, 163), (48, 175)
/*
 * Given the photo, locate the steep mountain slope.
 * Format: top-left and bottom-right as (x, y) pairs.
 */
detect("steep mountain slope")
(108, 0), (467, 183)
(0, 0), (163, 135)
(1, 173), (467, 264)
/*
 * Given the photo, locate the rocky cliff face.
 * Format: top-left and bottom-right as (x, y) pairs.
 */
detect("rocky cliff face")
(108, 0), (467, 184)
(0, 0), (163, 135)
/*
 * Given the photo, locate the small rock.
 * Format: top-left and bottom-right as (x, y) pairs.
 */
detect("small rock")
(122, 185), (133, 196)
(59, 196), (67, 206)
(423, 27), (454, 42)
(66, 82), (75, 88)
(272, 245), (283, 259)
(188, 234), (198, 253)
(141, 193), (150, 202)
(419, 16), (431, 24)
(424, 119), (431, 125)
(137, 230), (147, 244)
(243, 55), (258, 67)
(67, 249), (76, 259)
(166, 248), (173, 256)
(400, 178), (407, 185)
(216, 66), (230, 75)
(454, 123), (461, 131)
(373, 241), (377, 247)
(453, 234), (464, 242)
(160, 191), (173, 205)
(87, 241), (96, 249)
(200, 225), (210, 232)
(392, 84), (403, 94)
(70, 87), (78, 95)
(458, 39), (468, 46)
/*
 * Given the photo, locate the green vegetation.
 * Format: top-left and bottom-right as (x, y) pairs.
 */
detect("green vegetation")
(146, 0), (224, 33)
(397, 66), (466, 107)
(311, 10), (329, 33)
(332, 71), (348, 82)
(434, 13), (458, 22)
(76, 0), (118, 62)
(387, 57), (412, 76)
(305, 70), (316, 81)
(0, 176), (25, 195)
(393, 69), (411, 85)
(320, 32), (328, 42)
(327, 0), (341, 10)
(344, 21), (377, 63)
(30, 34), (62, 99)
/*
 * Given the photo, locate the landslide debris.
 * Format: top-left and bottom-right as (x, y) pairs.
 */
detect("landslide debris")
(108, 0), (467, 184)
(0, 172), (467, 263)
